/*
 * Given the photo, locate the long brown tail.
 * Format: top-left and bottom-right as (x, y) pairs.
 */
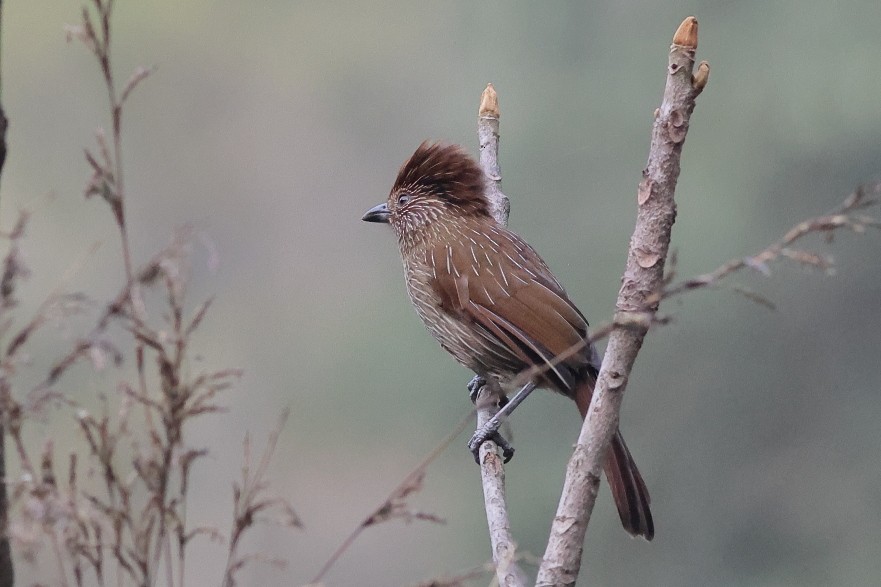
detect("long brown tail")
(575, 380), (654, 540)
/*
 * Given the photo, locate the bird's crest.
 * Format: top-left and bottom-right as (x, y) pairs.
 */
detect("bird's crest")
(393, 142), (490, 217)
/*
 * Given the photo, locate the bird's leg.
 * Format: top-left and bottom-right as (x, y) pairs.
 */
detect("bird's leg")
(468, 381), (537, 463)
(467, 375), (487, 403)
(468, 375), (508, 407)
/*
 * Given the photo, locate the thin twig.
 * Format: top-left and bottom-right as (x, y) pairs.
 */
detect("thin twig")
(658, 182), (881, 303)
(40, 235), (187, 388)
(309, 412), (471, 585)
(408, 560), (496, 587)
(536, 17), (709, 586)
(222, 409), (299, 587)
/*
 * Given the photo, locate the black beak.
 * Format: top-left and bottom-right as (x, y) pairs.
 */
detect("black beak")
(362, 202), (390, 223)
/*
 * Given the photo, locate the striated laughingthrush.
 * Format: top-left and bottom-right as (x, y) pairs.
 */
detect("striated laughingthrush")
(362, 142), (653, 540)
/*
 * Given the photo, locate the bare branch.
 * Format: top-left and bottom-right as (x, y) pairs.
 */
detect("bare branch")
(537, 16), (709, 585)
(473, 389), (527, 587)
(473, 83), (529, 587)
(658, 182), (881, 302)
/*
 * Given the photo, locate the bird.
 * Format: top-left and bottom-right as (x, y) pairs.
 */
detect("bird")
(362, 141), (654, 540)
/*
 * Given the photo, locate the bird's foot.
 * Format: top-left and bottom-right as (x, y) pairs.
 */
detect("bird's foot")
(468, 376), (517, 462)
(467, 375), (487, 403)
(468, 422), (514, 464)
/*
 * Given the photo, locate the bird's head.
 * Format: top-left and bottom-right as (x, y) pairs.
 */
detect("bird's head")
(362, 142), (491, 245)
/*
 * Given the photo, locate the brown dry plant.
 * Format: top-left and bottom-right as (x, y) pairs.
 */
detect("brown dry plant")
(0, 2), (300, 586)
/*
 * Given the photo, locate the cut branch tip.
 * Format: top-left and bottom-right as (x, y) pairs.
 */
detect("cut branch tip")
(479, 83), (500, 118)
(672, 16), (698, 49)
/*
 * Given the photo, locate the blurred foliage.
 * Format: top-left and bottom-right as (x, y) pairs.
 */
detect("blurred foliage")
(2, 1), (880, 585)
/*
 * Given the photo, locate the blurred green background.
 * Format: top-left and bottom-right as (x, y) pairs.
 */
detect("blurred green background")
(3, 1), (881, 585)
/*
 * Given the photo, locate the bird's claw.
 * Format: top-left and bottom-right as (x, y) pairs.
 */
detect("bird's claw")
(468, 425), (514, 464)
(467, 375), (487, 403)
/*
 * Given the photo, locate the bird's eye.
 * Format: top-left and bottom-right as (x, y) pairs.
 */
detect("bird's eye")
(397, 193), (412, 206)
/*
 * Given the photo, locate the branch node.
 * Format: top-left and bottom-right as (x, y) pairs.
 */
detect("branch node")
(692, 61), (710, 93)
(637, 178), (654, 206)
(606, 371), (626, 391)
(667, 109), (688, 143)
(635, 248), (661, 268)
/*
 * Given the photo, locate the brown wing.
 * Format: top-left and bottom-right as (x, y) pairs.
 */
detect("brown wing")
(429, 222), (594, 394)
